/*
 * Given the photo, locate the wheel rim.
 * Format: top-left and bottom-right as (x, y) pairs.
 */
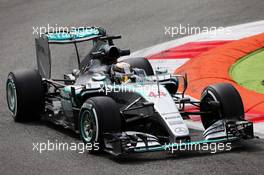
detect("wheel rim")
(6, 80), (17, 116)
(80, 110), (97, 143)
(201, 90), (221, 128)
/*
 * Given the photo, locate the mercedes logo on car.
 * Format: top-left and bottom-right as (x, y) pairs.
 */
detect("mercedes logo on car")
(174, 127), (187, 135)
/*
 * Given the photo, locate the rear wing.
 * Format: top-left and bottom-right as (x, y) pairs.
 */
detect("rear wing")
(35, 27), (106, 78)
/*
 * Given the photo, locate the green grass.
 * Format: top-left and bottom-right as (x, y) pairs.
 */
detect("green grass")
(229, 48), (264, 94)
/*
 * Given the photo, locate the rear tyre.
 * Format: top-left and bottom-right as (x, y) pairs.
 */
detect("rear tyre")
(6, 69), (44, 122)
(200, 83), (244, 129)
(79, 96), (122, 153)
(123, 57), (154, 75)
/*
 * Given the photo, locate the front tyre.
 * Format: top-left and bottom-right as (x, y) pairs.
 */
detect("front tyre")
(79, 97), (122, 153)
(200, 83), (244, 129)
(6, 69), (44, 122)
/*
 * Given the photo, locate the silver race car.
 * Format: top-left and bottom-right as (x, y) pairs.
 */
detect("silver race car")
(6, 27), (254, 156)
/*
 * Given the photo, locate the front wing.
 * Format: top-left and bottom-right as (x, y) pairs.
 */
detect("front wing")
(102, 119), (254, 156)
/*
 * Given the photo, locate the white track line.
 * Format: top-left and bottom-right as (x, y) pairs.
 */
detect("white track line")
(120, 20), (264, 138)
(120, 20), (264, 59)
(149, 58), (190, 74)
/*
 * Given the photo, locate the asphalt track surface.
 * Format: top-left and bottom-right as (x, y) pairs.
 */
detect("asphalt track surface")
(1, 0), (264, 174)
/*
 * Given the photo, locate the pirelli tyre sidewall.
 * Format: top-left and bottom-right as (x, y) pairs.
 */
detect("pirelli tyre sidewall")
(6, 69), (44, 122)
(79, 96), (122, 153)
(200, 83), (244, 129)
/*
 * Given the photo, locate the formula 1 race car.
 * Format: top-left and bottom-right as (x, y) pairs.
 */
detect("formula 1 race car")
(6, 27), (254, 156)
